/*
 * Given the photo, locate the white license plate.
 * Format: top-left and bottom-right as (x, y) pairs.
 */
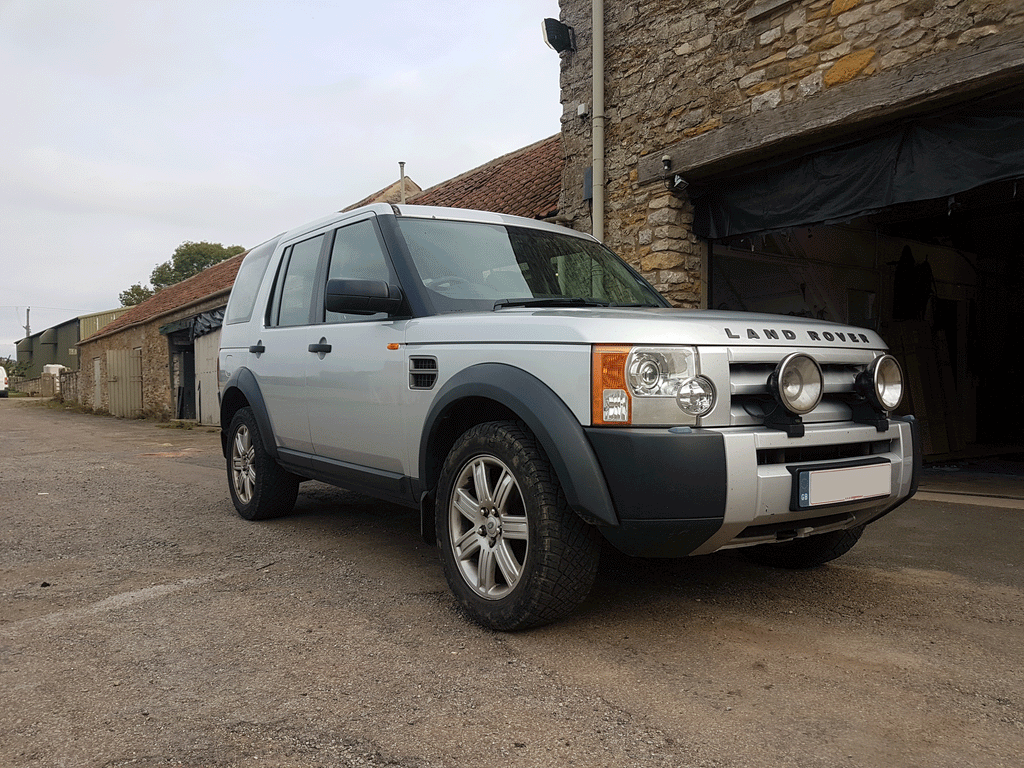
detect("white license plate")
(798, 463), (892, 508)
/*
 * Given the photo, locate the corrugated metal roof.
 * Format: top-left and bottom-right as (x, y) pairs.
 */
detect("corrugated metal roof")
(79, 308), (131, 339)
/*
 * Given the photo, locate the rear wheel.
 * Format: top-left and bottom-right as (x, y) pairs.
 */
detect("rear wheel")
(226, 407), (299, 521)
(741, 525), (865, 569)
(436, 421), (600, 631)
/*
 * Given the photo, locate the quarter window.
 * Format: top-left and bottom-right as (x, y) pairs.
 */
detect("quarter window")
(225, 237), (279, 325)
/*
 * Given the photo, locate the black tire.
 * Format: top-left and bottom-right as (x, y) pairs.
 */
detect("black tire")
(226, 407), (299, 521)
(740, 525), (865, 569)
(435, 420), (601, 631)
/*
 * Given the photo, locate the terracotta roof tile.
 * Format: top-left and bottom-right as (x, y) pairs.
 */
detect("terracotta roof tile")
(409, 135), (562, 219)
(343, 177), (423, 211)
(82, 253), (246, 343)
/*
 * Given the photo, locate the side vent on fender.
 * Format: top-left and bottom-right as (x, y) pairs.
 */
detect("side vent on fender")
(409, 356), (438, 390)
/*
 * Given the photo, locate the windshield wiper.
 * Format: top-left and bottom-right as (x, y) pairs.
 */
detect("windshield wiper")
(493, 297), (610, 310)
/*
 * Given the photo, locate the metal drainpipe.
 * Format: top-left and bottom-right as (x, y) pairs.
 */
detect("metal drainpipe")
(592, 0), (605, 242)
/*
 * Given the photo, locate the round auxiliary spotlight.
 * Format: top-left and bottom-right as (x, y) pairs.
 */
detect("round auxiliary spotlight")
(858, 354), (904, 412)
(768, 353), (823, 416)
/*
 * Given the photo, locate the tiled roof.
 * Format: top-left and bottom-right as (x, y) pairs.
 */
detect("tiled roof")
(343, 177), (423, 211)
(81, 252), (247, 343)
(409, 135), (563, 219)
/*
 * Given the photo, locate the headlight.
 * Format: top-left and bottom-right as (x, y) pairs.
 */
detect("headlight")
(769, 352), (823, 416)
(858, 354), (904, 412)
(593, 345), (714, 425)
(626, 348), (696, 397)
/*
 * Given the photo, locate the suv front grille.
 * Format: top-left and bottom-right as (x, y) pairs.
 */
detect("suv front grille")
(723, 348), (878, 428)
(756, 439), (894, 466)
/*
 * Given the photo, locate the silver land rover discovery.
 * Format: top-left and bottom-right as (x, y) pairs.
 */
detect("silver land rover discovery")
(219, 204), (919, 630)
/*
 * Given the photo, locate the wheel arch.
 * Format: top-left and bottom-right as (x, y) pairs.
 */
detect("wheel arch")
(418, 363), (618, 529)
(219, 368), (279, 461)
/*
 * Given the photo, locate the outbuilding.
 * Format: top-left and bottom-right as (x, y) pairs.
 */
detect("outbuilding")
(77, 255), (244, 422)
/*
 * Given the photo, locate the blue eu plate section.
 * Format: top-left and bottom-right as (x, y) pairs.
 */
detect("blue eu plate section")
(793, 458), (892, 510)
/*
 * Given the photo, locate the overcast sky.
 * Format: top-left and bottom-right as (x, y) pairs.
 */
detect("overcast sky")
(0, 0), (563, 360)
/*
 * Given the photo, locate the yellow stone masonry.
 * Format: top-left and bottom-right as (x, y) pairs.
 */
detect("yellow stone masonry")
(825, 48), (876, 87)
(830, 0), (861, 15)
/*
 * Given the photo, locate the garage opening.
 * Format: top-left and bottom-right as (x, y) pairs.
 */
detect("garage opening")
(700, 90), (1024, 460)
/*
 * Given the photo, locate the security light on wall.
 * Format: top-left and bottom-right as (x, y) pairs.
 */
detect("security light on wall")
(542, 18), (576, 53)
(662, 155), (689, 197)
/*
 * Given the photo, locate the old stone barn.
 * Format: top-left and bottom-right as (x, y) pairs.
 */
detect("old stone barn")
(553, 0), (1024, 458)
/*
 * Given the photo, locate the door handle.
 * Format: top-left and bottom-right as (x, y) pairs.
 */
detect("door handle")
(308, 341), (332, 354)
(248, 342), (265, 354)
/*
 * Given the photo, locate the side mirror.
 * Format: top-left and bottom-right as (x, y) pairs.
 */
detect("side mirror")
(325, 279), (404, 316)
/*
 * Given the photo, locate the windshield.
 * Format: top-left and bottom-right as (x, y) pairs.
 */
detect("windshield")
(395, 218), (666, 313)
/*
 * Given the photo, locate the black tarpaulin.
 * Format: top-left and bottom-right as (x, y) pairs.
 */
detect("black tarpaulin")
(693, 93), (1024, 239)
(190, 307), (224, 340)
(158, 307), (225, 340)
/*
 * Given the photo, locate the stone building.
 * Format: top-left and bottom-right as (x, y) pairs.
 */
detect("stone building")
(554, 0), (1024, 456)
(77, 255), (244, 422)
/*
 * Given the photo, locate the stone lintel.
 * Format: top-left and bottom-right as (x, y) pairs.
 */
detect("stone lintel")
(640, 26), (1024, 185)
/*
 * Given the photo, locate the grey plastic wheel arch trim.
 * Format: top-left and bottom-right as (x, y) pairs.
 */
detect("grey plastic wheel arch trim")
(419, 363), (619, 528)
(220, 368), (279, 461)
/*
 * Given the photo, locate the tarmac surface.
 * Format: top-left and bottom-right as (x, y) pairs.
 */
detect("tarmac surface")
(917, 454), (1024, 508)
(1, 397), (1022, 768)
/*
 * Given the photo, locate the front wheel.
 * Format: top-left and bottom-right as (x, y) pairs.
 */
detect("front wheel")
(226, 407), (299, 521)
(436, 421), (600, 631)
(740, 525), (865, 569)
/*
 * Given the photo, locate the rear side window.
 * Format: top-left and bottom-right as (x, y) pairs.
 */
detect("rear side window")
(268, 234), (326, 327)
(224, 237), (280, 325)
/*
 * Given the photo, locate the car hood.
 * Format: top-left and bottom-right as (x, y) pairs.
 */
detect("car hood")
(404, 308), (887, 350)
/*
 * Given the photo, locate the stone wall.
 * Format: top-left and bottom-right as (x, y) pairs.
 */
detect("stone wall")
(556, 0), (1024, 306)
(77, 296), (227, 419)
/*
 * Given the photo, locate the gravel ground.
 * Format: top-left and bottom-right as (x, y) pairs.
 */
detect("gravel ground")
(1, 398), (1022, 767)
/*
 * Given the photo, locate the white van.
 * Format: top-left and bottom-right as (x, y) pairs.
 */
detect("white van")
(0, 366), (8, 397)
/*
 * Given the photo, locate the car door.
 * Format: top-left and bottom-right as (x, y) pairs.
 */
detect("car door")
(304, 216), (410, 496)
(248, 232), (328, 455)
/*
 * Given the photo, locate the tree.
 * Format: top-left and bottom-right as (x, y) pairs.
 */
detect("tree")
(119, 283), (154, 307)
(119, 241), (245, 306)
(0, 356), (30, 378)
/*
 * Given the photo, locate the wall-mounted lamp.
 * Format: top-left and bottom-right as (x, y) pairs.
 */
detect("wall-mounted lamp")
(662, 155), (688, 197)
(542, 18), (576, 53)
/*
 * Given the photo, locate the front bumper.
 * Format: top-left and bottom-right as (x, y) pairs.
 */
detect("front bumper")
(586, 416), (919, 558)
